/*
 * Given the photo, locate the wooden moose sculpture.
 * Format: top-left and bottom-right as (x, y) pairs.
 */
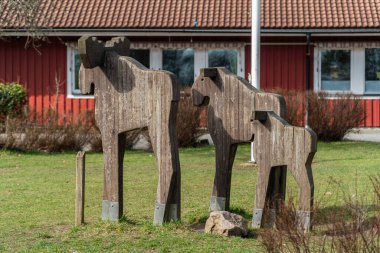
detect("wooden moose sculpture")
(78, 36), (181, 224)
(192, 68), (317, 230)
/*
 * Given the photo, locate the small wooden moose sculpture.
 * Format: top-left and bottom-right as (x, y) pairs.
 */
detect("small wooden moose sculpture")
(192, 68), (317, 230)
(79, 36), (181, 225)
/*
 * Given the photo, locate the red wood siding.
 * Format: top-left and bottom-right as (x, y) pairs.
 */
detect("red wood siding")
(0, 39), (94, 123)
(245, 44), (308, 91)
(363, 100), (380, 127)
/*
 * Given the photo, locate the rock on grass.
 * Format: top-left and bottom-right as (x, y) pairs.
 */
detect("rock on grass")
(205, 211), (248, 237)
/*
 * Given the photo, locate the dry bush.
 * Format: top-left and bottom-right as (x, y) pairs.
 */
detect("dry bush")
(320, 176), (380, 253)
(1, 87), (202, 152)
(2, 94), (202, 152)
(268, 88), (306, 126)
(3, 109), (102, 152)
(259, 176), (380, 253)
(176, 90), (202, 147)
(265, 89), (365, 141)
(259, 198), (316, 253)
(308, 92), (365, 141)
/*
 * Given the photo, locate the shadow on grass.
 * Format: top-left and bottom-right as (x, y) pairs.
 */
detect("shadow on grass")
(229, 207), (253, 220)
(321, 216), (380, 236)
(315, 204), (378, 226)
(119, 215), (138, 225)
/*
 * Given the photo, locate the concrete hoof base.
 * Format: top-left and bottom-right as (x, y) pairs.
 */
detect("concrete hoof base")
(153, 203), (179, 225)
(252, 208), (263, 228)
(297, 211), (311, 232)
(209, 196), (226, 212)
(102, 200), (120, 221)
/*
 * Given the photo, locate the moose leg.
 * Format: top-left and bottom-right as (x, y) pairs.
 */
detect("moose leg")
(265, 166), (287, 227)
(210, 142), (238, 211)
(295, 164), (314, 231)
(101, 132), (126, 221)
(252, 166), (272, 228)
(149, 106), (181, 225)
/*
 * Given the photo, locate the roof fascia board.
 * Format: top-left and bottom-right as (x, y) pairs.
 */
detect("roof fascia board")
(1, 28), (380, 36)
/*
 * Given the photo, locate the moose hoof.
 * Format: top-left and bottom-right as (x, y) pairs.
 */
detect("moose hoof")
(102, 200), (120, 221)
(296, 211), (311, 232)
(153, 203), (179, 225)
(209, 196), (226, 211)
(252, 208), (263, 228)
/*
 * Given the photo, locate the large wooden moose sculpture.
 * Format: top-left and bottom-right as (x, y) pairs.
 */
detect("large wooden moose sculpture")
(192, 68), (317, 230)
(78, 37), (181, 224)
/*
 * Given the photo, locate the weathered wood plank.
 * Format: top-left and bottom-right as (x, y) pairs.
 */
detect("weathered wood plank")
(75, 151), (85, 227)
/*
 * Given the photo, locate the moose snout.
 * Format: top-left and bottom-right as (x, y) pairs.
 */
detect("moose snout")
(192, 89), (206, 106)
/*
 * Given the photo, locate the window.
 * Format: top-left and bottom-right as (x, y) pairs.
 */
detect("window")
(315, 46), (380, 96)
(67, 46), (87, 98)
(208, 49), (238, 74)
(130, 49), (150, 68)
(163, 49), (194, 87)
(365, 48), (380, 93)
(321, 50), (351, 91)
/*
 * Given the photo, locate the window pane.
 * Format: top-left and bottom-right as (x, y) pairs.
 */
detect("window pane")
(208, 50), (238, 74)
(163, 49), (194, 87)
(129, 49), (150, 68)
(365, 48), (380, 93)
(74, 53), (81, 91)
(321, 50), (350, 91)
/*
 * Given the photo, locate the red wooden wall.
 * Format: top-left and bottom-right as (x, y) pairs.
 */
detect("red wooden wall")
(363, 100), (380, 127)
(0, 38), (94, 123)
(245, 44), (308, 91)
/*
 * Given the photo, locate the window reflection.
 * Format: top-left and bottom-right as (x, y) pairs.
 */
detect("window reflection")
(129, 49), (150, 68)
(321, 50), (351, 91)
(74, 53), (81, 91)
(163, 49), (194, 88)
(208, 50), (238, 74)
(365, 48), (380, 93)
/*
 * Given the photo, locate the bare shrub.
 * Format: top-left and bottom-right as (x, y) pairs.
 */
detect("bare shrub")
(3, 109), (102, 152)
(308, 92), (365, 141)
(268, 88), (305, 126)
(2, 88), (202, 151)
(259, 198), (316, 253)
(265, 89), (365, 141)
(320, 176), (380, 253)
(259, 176), (380, 253)
(176, 90), (202, 147)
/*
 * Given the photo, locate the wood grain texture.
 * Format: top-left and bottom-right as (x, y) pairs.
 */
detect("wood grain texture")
(75, 151), (85, 226)
(79, 37), (181, 224)
(192, 67), (317, 230)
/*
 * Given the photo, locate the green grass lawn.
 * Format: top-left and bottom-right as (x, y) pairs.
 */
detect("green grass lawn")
(0, 141), (379, 252)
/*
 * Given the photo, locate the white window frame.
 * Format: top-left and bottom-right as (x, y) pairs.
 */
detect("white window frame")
(314, 46), (380, 98)
(66, 45), (94, 99)
(194, 47), (245, 79)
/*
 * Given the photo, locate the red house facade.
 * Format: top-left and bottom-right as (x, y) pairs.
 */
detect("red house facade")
(1, 0), (380, 127)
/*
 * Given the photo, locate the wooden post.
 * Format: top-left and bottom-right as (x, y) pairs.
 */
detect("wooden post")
(75, 151), (85, 226)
